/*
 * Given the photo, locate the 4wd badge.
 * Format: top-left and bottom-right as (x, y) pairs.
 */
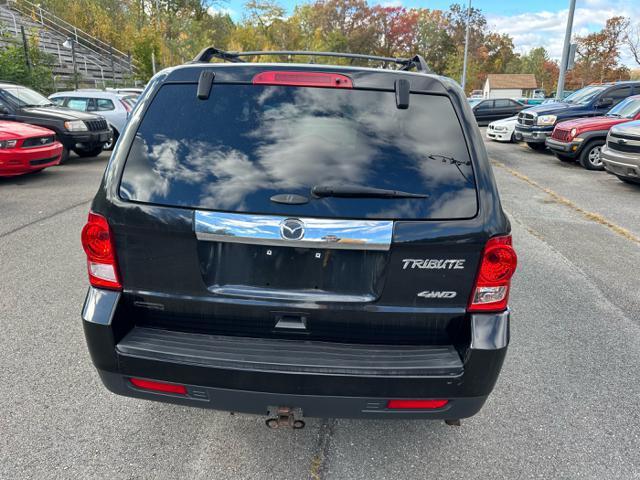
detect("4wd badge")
(417, 290), (457, 299)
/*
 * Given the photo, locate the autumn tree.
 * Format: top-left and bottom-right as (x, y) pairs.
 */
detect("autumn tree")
(573, 16), (630, 85)
(442, 4), (488, 90)
(25, 0), (634, 89)
(291, 0), (379, 57)
(517, 47), (558, 93)
(414, 9), (454, 74)
(625, 21), (640, 67)
(369, 7), (418, 58)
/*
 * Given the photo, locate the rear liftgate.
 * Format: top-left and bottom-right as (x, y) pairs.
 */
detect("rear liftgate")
(196, 211), (394, 428)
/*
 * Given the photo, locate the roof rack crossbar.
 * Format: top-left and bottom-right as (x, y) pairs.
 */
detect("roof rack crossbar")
(190, 48), (431, 73)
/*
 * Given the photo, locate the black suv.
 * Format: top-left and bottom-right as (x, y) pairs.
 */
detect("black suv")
(81, 48), (517, 426)
(0, 83), (111, 161)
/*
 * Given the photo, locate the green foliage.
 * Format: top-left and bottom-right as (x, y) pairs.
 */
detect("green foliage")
(0, 35), (56, 94)
(24, 0), (631, 91)
(131, 27), (161, 81)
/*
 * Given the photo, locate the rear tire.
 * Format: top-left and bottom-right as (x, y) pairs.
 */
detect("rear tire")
(526, 142), (546, 151)
(74, 146), (104, 158)
(579, 141), (605, 170)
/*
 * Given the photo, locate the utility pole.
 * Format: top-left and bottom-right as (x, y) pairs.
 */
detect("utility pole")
(110, 45), (116, 87)
(63, 38), (79, 89)
(556, 0), (577, 100)
(461, 0), (472, 93)
(20, 26), (31, 72)
(71, 40), (78, 90)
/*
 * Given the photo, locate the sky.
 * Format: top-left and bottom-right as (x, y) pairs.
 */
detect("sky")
(214, 0), (640, 67)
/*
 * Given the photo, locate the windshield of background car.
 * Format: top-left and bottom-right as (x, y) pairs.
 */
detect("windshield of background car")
(607, 97), (640, 118)
(119, 82), (478, 220)
(468, 99), (482, 107)
(563, 86), (607, 105)
(0, 87), (51, 107)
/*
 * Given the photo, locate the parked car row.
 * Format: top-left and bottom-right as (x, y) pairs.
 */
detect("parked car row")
(0, 82), (140, 177)
(469, 98), (525, 125)
(485, 81), (640, 186)
(0, 120), (63, 177)
(50, 89), (137, 150)
(514, 81), (640, 150)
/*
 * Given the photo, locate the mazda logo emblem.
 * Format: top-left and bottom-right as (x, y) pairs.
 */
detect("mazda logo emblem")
(280, 218), (305, 241)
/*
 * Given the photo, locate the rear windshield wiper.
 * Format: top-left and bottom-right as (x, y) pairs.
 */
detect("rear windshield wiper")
(311, 185), (428, 199)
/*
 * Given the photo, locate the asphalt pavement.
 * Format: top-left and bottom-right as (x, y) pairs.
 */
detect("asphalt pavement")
(1, 139), (639, 479)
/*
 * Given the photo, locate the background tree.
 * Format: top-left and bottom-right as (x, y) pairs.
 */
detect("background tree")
(571, 16), (630, 86)
(0, 35), (56, 94)
(624, 21), (640, 67)
(12, 0), (633, 91)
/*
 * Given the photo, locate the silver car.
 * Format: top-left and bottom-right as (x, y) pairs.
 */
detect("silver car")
(49, 90), (137, 150)
(601, 120), (640, 185)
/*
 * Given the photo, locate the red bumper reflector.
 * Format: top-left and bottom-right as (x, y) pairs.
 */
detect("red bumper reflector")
(387, 399), (449, 410)
(252, 71), (353, 89)
(130, 378), (187, 395)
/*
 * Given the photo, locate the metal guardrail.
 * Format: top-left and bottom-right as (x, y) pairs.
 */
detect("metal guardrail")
(0, 14), (125, 87)
(7, 0), (138, 75)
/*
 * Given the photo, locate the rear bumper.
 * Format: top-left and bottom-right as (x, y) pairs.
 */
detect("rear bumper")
(82, 287), (509, 419)
(98, 369), (489, 419)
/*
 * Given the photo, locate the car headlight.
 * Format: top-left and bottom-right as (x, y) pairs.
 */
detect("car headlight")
(537, 115), (557, 126)
(493, 126), (506, 131)
(0, 139), (18, 149)
(64, 120), (88, 131)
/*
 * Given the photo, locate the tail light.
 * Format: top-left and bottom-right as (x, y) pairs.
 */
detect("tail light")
(387, 399), (449, 410)
(252, 71), (353, 89)
(81, 212), (122, 290)
(468, 235), (517, 312)
(130, 378), (187, 395)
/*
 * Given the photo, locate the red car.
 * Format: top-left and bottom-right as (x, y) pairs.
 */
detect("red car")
(0, 121), (63, 177)
(545, 95), (640, 170)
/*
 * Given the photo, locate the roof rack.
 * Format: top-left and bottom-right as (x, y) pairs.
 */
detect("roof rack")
(190, 47), (431, 74)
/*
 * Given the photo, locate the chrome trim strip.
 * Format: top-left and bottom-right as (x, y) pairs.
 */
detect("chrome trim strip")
(609, 136), (640, 147)
(194, 211), (394, 251)
(210, 285), (375, 303)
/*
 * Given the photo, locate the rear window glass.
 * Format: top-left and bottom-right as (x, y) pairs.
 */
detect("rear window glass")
(120, 83), (477, 220)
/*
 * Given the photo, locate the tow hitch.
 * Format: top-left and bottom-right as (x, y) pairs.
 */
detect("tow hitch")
(265, 406), (305, 429)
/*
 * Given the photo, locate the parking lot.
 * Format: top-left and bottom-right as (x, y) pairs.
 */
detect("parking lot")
(1, 136), (639, 479)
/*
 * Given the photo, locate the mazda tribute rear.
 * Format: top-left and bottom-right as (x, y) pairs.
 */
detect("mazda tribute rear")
(81, 48), (516, 427)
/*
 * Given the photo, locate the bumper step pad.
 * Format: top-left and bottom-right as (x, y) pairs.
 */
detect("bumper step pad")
(116, 327), (463, 377)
